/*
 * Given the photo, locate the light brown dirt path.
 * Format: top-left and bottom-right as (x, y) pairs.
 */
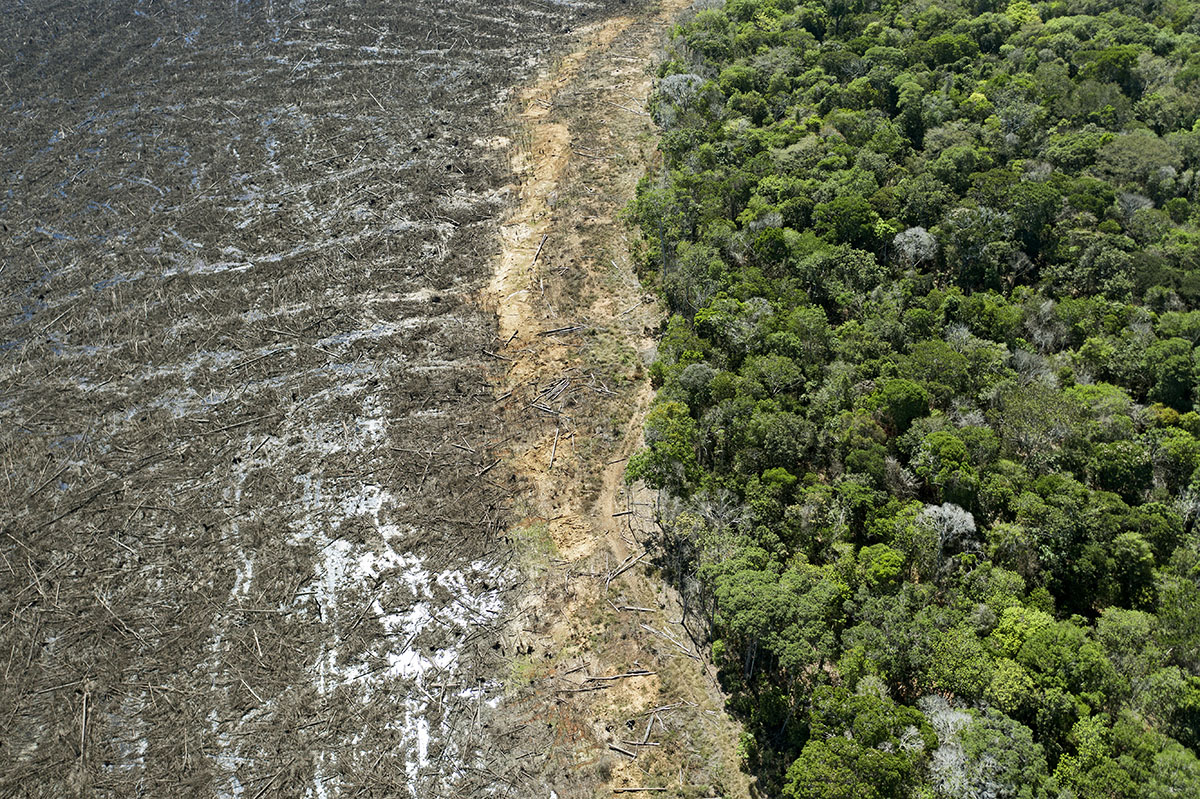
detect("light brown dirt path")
(483, 2), (754, 797)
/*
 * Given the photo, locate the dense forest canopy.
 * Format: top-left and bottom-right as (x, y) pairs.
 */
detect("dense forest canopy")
(628, 0), (1200, 795)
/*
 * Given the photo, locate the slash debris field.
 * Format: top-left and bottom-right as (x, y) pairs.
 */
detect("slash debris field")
(0, 0), (640, 795)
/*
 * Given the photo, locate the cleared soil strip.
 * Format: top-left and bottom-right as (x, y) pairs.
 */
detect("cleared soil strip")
(485, 1), (754, 796)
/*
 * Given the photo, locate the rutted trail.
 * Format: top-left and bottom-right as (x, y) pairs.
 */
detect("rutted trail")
(489, 11), (652, 557)
(488, 17), (628, 352)
(485, 2), (752, 795)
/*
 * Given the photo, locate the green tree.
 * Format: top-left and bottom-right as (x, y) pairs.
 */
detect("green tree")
(938, 206), (1016, 291)
(1088, 440), (1152, 504)
(959, 710), (1049, 799)
(1106, 531), (1156, 610)
(913, 430), (979, 507)
(857, 543), (903, 590)
(1145, 337), (1194, 411)
(626, 401), (701, 493)
(813, 195), (882, 250)
(867, 378), (931, 435)
(796, 246), (886, 315)
(783, 686), (935, 799)
(928, 624), (993, 701)
(987, 658), (1039, 720)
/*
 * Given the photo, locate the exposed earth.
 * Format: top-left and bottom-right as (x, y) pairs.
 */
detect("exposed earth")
(483, 2), (752, 796)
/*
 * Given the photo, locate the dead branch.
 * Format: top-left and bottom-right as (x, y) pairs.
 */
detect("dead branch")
(613, 789), (668, 794)
(584, 670), (655, 682)
(531, 233), (548, 266)
(605, 551), (647, 589)
(638, 624), (702, 661)
(537, 325), (587, 337)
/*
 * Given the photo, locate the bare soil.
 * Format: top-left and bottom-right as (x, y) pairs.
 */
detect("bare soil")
(481, 3), (754, 796)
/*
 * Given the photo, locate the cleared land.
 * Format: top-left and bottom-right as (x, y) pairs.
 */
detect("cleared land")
(481, 2), (753, 796)
(0, 0), (636, 796)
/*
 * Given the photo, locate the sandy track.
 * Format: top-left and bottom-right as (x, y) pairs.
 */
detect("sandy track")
(483, 2), (753, 796)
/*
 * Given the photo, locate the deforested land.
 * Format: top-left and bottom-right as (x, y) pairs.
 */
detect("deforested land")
(0, 0), (720, 796)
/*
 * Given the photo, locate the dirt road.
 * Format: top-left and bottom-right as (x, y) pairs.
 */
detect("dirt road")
(484, 2), (753, 795)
